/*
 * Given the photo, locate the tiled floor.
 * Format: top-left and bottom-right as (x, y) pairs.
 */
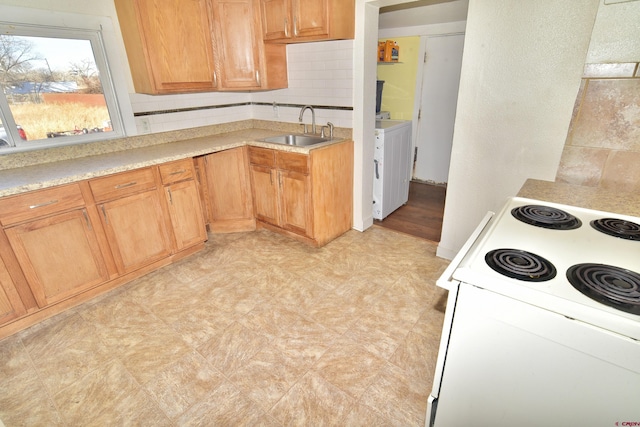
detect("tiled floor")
(0, 226), (449, 426)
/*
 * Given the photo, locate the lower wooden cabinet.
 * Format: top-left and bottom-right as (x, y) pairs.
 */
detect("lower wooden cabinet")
(249, 155), (312, 237)
(250, 163), (280, 226)
(248, 140), (353, 246)
(279, 168), (312, 236)
(0, 254), (26, 324)
(0, 161), (209, 336)
(197, 147), (255, 233)
(0, 141), (352, 337)
(98, 189), (172, 275)
(5, 209), (110, 308)
(159, 159), (208, 251)
(0, 183), (110, 311)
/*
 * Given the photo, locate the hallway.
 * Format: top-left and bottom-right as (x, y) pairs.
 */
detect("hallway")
(375, 182), (446, 242)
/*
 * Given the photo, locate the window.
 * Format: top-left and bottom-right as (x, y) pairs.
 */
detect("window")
(0, 23), (125, 152)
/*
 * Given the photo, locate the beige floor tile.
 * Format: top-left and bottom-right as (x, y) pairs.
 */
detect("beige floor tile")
(312, 336), (387, 400)
(271, 316), (340, 370)
(144, 350), (225, 420)
(344, 311), (410, 360)
(198, 321), (269, 375)
(0, 336), (64, 426)
(360, 362), (430, 426)
(229, 344), (307, 412)
(0, 227), (450, 426)
(343, 402), (394, 427)
(269, 371), (357, 426)
(389, 330), (441, 393)
(176, 380), (272, 426)
(238, 301), (303, 340)
(19, 313), (111, 395)
(168, 304), (238, 347)
(53, 359), (171, 426)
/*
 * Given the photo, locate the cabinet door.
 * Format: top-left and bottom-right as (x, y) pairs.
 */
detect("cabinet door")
(210, 0), (263, 89)
(99, 190), (171, 275)
(250, 164), (279, 226)
(261, 0), (290, 41)
(292, 0), (329, 39)
(164, 180), (207, 251)
(279, 169), (312, 237)
(0, 254), (26, 324)
(202, 148), (255, 232)
(130, 0), (217, 93)
(5, 209), (109, 308)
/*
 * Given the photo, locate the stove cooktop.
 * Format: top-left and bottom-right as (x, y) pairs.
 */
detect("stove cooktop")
(451, 197), (640, 340)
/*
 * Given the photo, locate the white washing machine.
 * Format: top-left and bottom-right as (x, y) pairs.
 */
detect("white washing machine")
(372, 120), (412, 220)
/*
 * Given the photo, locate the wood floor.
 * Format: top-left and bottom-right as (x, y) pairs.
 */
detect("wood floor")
(375, 181), (446, 242)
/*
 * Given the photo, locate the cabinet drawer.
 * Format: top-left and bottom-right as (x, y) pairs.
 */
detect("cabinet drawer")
(0, 184), (85, 226)
(158, 159), (195, 185)
(89, 168), (157, 202)
(277, 151), (309, 174)
(248, 147), (276, 167)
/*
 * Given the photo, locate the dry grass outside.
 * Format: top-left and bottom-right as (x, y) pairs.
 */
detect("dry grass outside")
(11, 102), (110, 141)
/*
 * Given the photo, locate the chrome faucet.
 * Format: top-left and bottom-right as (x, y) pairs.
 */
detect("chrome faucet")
(299, 105), (316, 134)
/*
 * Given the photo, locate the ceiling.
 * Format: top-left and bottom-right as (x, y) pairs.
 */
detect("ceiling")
(379, 0), (469, 29)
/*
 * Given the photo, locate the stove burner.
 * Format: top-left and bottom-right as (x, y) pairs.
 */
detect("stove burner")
(511, 205), (582, 230)
(590, 218), (640, 241)
(485, 248), (557, 282)
(567, 264), (640, 315)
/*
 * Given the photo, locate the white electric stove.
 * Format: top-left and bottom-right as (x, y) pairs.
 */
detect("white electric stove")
(426, 197), (640, 427)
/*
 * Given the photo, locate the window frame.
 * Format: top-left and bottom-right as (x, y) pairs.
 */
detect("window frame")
(0, 5), (136, 155)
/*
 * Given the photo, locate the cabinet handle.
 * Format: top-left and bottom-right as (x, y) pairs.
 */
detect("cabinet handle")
(293, 18), (298, 36)
(29, 199), (58, 209)
(115, 181), (136, 189)
(256, 70), (261, 86)
(82, 209), (92, 231)
(284, 18), (289, 38)
(167, 188), (173, 205)
(169, 169), (186, 176)
(213, 71), (218, 88)
(101, 205), (108, 224)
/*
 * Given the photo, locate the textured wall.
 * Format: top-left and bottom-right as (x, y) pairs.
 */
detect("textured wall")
(556, 64), (640, 192)
(555, 0), (640, 192)
(436, 0), (599, 259)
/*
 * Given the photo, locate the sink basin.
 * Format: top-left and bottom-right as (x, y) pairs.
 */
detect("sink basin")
(260, 134), (329, 146)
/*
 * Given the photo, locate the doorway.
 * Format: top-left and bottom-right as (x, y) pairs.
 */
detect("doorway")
(413, 33), (464, 184)
(375, 20), (465, 242)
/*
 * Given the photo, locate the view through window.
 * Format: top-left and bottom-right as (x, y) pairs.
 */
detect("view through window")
(0, 26), (121, 151)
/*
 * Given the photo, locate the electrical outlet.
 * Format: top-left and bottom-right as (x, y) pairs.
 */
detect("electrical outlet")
(139, 117), (151, 134)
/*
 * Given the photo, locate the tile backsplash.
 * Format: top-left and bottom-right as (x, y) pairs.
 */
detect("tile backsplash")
(130, 40), (355, 134)
(556, 62), (640, 191)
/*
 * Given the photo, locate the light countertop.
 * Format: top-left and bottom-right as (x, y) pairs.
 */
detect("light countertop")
(518, 179), (640, 218)
(0, 126), (346, 198)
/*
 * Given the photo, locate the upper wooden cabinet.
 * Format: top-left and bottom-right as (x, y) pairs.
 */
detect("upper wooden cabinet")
(210, 0), (287, 90)
(260, 0), (355, 43)
(115, 0), (287, 93)
(115, 0), (218, 94)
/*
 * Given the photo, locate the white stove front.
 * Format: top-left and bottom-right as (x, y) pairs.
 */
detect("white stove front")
(450, 197), (640, 339)
(426, 197), (640, 427)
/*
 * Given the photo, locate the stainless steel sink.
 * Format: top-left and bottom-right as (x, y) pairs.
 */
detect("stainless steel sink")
(260, 134), (329, 146)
